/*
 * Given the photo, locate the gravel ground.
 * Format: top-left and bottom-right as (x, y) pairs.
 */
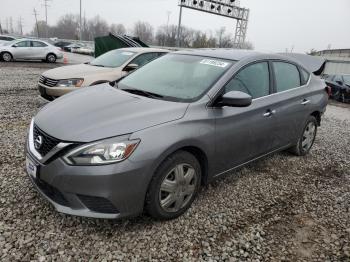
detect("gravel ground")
(0, 66), (349, 261)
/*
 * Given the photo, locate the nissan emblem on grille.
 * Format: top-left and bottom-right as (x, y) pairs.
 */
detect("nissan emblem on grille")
(34, 135), (43, 150)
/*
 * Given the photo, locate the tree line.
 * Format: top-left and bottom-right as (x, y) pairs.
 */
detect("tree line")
(29, 14), (253, 49)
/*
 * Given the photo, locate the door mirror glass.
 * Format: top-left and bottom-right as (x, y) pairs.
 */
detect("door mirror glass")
(219, 91), (252, 107)
(123, 63), (139, 72)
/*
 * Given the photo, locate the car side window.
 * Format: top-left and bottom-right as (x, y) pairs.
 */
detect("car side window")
(300, 68), (310, 85)
(129, 53), (159, 67)
(224, 62), (270, 99)
(32, 41), (48, 47)
(15, 41), (30, 47)
(273, 62), (301, 92)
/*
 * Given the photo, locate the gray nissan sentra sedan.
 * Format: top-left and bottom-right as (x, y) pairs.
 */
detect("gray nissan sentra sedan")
(26, 49), (328, 220)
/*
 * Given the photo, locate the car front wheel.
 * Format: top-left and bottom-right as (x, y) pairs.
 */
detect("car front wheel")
(1, 52), (12, 62)
(146, 151), (201, 220)
(290, 116), (318, 156)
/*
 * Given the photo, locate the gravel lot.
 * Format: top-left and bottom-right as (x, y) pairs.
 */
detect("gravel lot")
(0, 65), (349, 261)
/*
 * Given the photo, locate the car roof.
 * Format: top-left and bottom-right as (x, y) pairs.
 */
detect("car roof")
(118, 47), (169, 53)
(175, 48), (261, 61)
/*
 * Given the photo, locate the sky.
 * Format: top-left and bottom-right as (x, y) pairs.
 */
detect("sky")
(0, 0), (349, 53)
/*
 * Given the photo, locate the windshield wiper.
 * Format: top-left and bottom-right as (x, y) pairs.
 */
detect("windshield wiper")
(121, 88), (164, 99)
(91, 64), (105, 67)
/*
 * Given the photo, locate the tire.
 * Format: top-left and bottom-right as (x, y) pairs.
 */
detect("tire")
(146, 151), (201, 220)
(46, 53), (56, 63)
(289, 116), (318, 156)
(1, 52), (12, 62)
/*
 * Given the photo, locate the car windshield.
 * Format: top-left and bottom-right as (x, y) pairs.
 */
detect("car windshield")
(343, 75), (350, 85)
(118, 54), (234, 102)
(90, 50), (136, 68)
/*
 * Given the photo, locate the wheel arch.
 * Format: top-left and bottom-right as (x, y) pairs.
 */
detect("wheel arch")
(1, 51), (13, 60)
(150, 142), (210, 189)
(310, 111), (321, 126)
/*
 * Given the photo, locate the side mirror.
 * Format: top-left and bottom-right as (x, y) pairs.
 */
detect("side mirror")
(123, 63), (139, 72)
(218, 91), (252, 107)
(12, 44), (18, 48)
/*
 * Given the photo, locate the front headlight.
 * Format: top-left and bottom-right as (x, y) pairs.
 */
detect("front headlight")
(64, 137), (140, 165)
(56, 78), (84, 87)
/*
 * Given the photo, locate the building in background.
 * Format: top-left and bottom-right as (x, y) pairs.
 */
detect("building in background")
(314, 49), (350, 75)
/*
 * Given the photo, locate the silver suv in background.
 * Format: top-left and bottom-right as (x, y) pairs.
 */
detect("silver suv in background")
(0, 39), (63, 63)
(26, 50), (328, 220)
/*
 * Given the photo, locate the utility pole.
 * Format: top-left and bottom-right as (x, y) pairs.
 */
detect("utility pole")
(176, 5), (183, 47)
(18, 17), (24, 36)
(0, 19), (3, 34)
(33, 8), (40, 38)
(166, 11), (171, 33)
(79, 0), (82, 41)
(42, 0), (51, 38)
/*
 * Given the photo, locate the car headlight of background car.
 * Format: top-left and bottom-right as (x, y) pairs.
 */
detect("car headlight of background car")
(56, 78), (84, 87)
(64, 137), (140, 165)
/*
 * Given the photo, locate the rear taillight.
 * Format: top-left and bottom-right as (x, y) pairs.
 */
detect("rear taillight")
(325, 86), (331, 97)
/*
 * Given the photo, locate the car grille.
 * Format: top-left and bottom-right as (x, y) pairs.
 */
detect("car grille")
(36, 179), (69, 206)
(78, 195), (119, 214)
(33, 124), (60, 156)
(39, 75), (59, 87)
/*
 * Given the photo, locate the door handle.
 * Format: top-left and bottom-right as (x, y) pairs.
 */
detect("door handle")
(263, 109), (276, 117)
(301, 99), (310, 105)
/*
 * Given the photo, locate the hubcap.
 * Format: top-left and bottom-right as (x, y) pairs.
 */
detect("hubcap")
(3, 53), (11, 61)
(302, 122), (316, 151)
(48, 55), (55, 62)
(159, 163), (197, 213)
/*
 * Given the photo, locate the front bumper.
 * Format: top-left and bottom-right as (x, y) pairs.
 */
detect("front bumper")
(26, 144), (153, 219)
(38, 83), (78, 100)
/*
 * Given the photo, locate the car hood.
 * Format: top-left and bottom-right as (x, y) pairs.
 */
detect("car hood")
(34, 84), (189, 142)
(42, 64), (119, 80)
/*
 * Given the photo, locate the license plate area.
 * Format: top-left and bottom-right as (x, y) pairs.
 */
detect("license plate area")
(26, 156), (37, 179)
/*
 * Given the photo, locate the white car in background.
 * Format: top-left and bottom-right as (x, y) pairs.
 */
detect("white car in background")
(0, 39), (63, 63)
(38, 47), (168, 100)
(0, 35), (17, 46)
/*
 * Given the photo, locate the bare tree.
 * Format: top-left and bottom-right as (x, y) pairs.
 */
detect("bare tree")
(133, 21), (154, 44)
(110, 23), (126, 35)
(216, 27), (233, 48)
(239, 41), (254, 50)
(88, 15), (109, 39)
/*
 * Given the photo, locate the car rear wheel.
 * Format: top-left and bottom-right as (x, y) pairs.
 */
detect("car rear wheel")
(1, 52), (12, 62)
(46, 53), (56, 63)
(146, 151), (201, 220)
(289, 116), (318, 156)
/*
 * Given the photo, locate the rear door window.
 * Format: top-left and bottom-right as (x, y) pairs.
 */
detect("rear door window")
(224, 62), (270, 99)
(273, 62), (301, 92)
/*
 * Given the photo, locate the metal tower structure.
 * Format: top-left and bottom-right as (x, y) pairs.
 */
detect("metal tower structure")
(177, 0), (250, 48)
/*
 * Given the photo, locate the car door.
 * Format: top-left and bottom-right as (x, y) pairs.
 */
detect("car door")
(12, 40), (31, 59)
(213, 61), (277, 173)
(268, 61), (312, 148)
(31, 41), (49, 59)
(121, 52), (162, 77)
